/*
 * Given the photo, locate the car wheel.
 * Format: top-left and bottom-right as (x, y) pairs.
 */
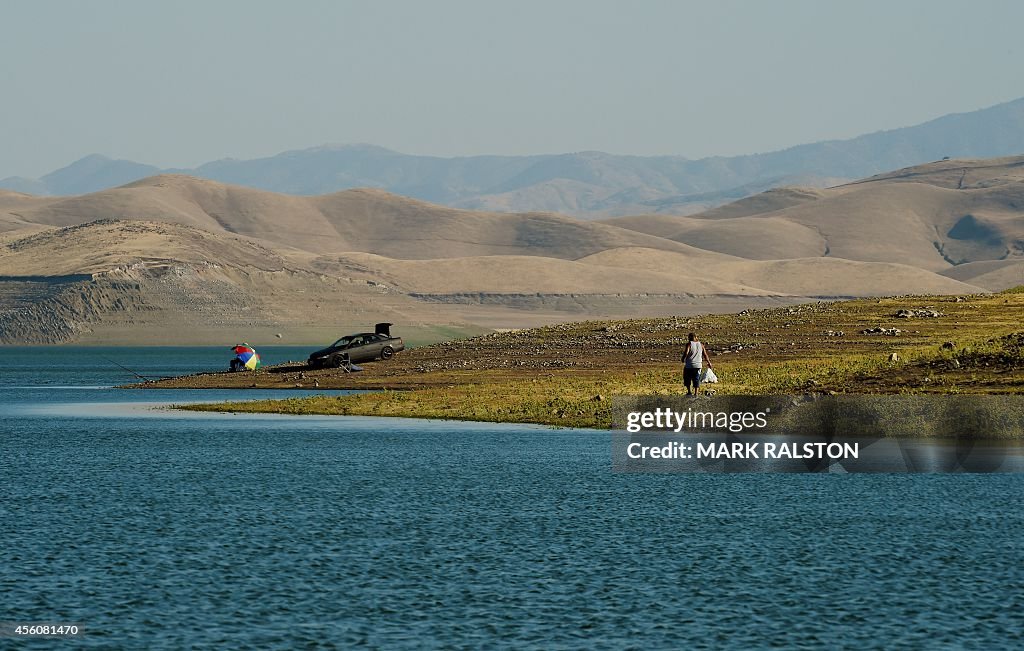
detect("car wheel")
(331, 355), (347, 368)
(381, 346), (395, 360)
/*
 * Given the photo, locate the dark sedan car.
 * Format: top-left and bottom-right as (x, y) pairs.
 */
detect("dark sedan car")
(307, 323), (405, 368)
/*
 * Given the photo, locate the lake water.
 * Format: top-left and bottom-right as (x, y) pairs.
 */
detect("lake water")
(2, 347), (1022, 649)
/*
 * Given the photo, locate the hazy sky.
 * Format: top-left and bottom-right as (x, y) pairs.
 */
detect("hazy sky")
(2, 0), (1022, 178)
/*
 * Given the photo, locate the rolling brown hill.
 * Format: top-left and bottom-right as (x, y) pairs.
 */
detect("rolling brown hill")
(310, 252), (768, 296)
(602, 155), (1024, 273)
(0, 220), (472, 345)
(0, 155), (1021, 344)
(4, 175), (704, 260)
(576, 248), (981, 297)
(0, 219), (290, 276)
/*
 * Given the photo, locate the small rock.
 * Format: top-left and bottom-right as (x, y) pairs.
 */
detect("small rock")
(894, 308), (944, 319)
(861, 327), (901, 336)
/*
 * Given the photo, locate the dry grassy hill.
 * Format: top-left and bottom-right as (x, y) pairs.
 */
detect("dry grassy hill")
(4, 176), (701, 260)
(0, 220), (475, 345)
(603, 155), (1024, 275)
(939, 259), (1024, 290)
(1, 155), (1021, 344)
(0, 219), (290, 276)
(310, 252), (768, 296)
(577, 248), (981, 297)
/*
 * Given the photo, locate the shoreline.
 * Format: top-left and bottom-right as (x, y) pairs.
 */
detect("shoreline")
(11, 394), (588, 431)
(127, 291), (1023, 429)
(175, 392), (1024, 439)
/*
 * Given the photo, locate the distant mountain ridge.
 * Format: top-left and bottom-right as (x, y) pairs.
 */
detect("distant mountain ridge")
(4, 97), (1024, 216)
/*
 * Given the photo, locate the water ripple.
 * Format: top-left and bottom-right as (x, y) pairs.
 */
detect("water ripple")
(3, 420), (1022, 649)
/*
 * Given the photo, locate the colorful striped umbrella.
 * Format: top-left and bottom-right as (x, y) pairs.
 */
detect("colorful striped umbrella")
(231, 344), (262, 370)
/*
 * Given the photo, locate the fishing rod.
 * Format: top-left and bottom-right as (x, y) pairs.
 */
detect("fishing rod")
(101, 356), (155, 382)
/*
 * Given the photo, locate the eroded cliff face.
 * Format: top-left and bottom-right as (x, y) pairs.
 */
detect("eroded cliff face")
(0, 261), (269, 344)
(0, 276), (150, 344)
(0, 262), (442, 345)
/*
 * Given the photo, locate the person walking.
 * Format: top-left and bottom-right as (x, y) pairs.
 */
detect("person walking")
(682, 332), (712, 396)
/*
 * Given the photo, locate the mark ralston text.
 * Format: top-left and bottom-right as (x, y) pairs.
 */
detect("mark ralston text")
(626, 441), (859, 460)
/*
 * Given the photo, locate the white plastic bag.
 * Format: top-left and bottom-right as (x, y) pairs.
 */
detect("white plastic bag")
(702, 368), (719, 384)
